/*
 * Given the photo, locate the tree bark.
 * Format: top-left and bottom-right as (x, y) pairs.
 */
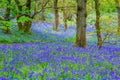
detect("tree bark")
(14, 0), (23, 31)
(4, 0), (11, 34)
(53, 0), (59, 31)
(41, 0), (46, 22)
(115, 0), (120, 33)
(23, 0), (32, 33)
(17, 22), (23, 31)
(74, 0), (87, 48)
(117, 7), (120, 33)
(24, 21), (32, 34)
(35, 0), (39, 22)
(94, 0), (102, 47)
(15, 0), (32, 33)
(63, 0), (67, 30)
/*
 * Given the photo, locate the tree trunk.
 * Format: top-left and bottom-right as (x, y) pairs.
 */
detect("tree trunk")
(41, 0), (46, 22)
(24, 21), (32, 34)
(94, 0), (102, 47)
(4, 0), (11, 34)
(18, 22), (23, 31)
(35, 1), (39, 22)
(117, 7), (120, 33)
(53, 0), (59, 31)
(115, 0), (120, 33)
(23, 0), (32, 33)
(74, 0), (87, 48)
(16, 15), (23, 31)
(63, 0), (67, 30)
(14, 0), (23, 31)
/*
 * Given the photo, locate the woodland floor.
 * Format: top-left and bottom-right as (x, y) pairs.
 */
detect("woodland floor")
(0, 22), (120, 80)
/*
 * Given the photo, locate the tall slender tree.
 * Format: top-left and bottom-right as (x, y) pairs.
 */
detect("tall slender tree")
(23, 0), (32, 33)
(35, 0), (40, 22)
(41, 0), (46, 22)
(115, 0), (120, 33)
(74, 0), (87, 48)
(94, 0), (102, 47)
(4, 0), (11, 34)
(14, 0), (23, 31)
(63, 0), (67, 30)
(53, 0), (59, 31)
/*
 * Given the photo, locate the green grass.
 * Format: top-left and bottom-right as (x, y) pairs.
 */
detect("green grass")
(0, 12), (118, 44)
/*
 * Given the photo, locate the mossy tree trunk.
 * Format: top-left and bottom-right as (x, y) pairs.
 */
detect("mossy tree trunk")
(23, 0), (32, 34)
(35, 0), (39, 22)
(4, 0), (11, 34)
(24, 21), (32, 34)
(74, 0), (87, 48)
(118, 7), (120, 33)
(15, 0), (32, 34)
(14, 0), (23, 31)
(14, 0), (49, 34)
(63, 0), (67, 30)
(53, 0), (59, 31)
(94, 0), (102, 47)
(115, 0), (120, 33)
(41, 0), (46, 22)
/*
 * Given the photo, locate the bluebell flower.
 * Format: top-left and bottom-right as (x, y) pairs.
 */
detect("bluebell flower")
(114, 76), (120, 80)
(64, 67), (69, 72)
(0, 77), (6, 80)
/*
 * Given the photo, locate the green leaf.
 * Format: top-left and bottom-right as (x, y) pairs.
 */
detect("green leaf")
(86, 73), (91, 80)
(18, 16), (33, 23)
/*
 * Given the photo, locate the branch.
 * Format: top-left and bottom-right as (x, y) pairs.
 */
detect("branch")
(14, 0), (22, 11)
(0, 16), (4, 21)
(31, 0), (50, 18)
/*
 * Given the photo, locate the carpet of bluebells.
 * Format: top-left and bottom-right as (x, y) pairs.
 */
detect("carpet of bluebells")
(0, 22), (120, 80)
